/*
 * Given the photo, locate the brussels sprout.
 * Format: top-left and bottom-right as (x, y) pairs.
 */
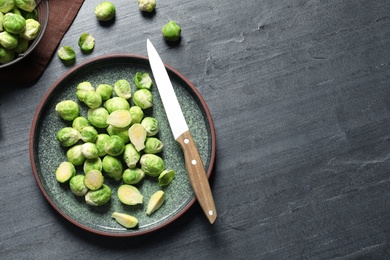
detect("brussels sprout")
(84, 169), (104, 191)
(20, 18), (40, 40)
(87, 107), (109, 128)
(66, 144), (85, 166)
(123, 143), (140, 169)
(132, 89), (153, 109)
(81, 142), (99, 159)
(55, 162), (76, 183)
(106, 109), (132, 129)
(158, 169), (175, 186)
(78, 33), (94, 52)
(162, 20), (181, 41)
(106, 125), (129, 143)
(83, 91), (102, 109)
(0, 0), (15, 13)
(112, 212), (138, 228)
(83, 157), (102, 174)
(96, 84), (113, 100)
(134, 72), (153, 90)
(117, 184), (143, 205)
(144, 137), (163, 154)
(0, 46), (14, 63)
(122, 168), (144, 185)
(104, 97), (130, 114)
(85, 184), (112, 206)
(76, 81), (94, 102)
(102, 155), (123, 181)
(104, 135), (125, 156)
(15, 0), (36, 12)
(95, 133), (110, 157)
(140, 154), (164, 177)
(129, 106), (144, 125)
(69, 175), (88, 196)
(141, 117), (159, 136)
(56, 127), (81, 147)
(0, 31), (18, 49)
(128, 123), (147, 152)
(138, 0), (156, 13)
(80, 125), (98, 142)
(3, 13), (25, 34)
(94, 1), (115, 21)
(146, 190), (165, 215)
(57, 46), (75, 61)
(72, 116), (90, 132)
(114, 79), (131, 100)
(14, 37), (28, 53)
(55, 100), (80, 121)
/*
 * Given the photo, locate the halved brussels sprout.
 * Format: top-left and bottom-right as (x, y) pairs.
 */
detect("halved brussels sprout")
(78, 33), (95, 52)
(158, 169), (175, 186)
(102, 155), (123, 181)
(55, 162), (76, 183)
(117, 184), (143, 205)
(69, 175), (88, 196)
(114, 79), (131, 100)
(55, 100), (80, 121)
(106, 109), (132, 129)
(104, 97), (130, 114)
(112, 212), (138, 228)
(144, 137), (163, 154)
(87, 107), (109, 128)
(134, 72), (152, 89)
(146, 190), (165, 215)
(141, 117), (159, 136)
(132, 89), (153, 109)
(85, 184), (112, 206)
(57, 46), (75, 61)
(84, 169), (104, 191)
(123, 143), (140, 169)
(104, 135), (125, 156)
(122, 168), (144, 185)
(128, 123), (147, 152)
(56, 127), (81, 147)
(140, 154), (164, 177)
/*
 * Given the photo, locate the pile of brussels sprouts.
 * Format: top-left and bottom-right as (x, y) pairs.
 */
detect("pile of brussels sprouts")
(54, 72), (175, 229)
(0, 0), (41, 64)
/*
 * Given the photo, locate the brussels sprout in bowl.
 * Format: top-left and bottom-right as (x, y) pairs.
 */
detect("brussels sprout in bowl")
(0, 0), (49, 69)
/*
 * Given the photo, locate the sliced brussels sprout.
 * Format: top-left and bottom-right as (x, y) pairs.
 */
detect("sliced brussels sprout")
(56, 127), (81, 147)
(84, 169), (104, 191)
(114, 79), (131, 100)
(94, 1), (116, 21)
(76, 81), (94, 102)
(95, 133), (110, 157)
(112, 212), (138, 228)
(96, 84), (113, 101)
(117, 184), (143, 205)
(141, 117), (159, 136)
(80, 125), (98, 143)
(129, 106), (144, 125)
(55, 162), (76, 183)
(128, 123), (147, 152)
(162, 20), (181, 41)
(122, 168), (144, 185)
(69, 175), (88, 196)
(72, 116), (90, 132)
(78, 33), (95, 52)
(140, 154), (164, 177)
(158, 169), (175, 186)
(146, 190), (165, 215)
(87, 107), (109, 128)
(123, 143), (140, 169)
(55, 100), (80, 121)
(83, 157), (103, 174)
(102, 155), (123, 181)
(85, 184), (112, 206)
(81, 142), (99, 159)
(104, 135), (125, 156)
(132, 89), (153, 109)
(104, 97), (130, 114)
(134, 72), (153, 90)
(106, 109), (132, 129)
(66, 144), (85, 166)
(57, 46), (75, 61)
(144, 137), (163, 154)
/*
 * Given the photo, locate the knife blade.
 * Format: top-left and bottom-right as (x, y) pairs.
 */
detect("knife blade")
(146, 39), (217, 224)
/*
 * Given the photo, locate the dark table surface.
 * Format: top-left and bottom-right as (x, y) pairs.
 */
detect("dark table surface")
(2, 0), (390, 259)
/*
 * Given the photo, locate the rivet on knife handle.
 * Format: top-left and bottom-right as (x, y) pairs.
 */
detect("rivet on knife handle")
(176, 130), (217, 224)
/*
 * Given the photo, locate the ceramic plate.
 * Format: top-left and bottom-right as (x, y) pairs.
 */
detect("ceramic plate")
(30, 54), (216, 237)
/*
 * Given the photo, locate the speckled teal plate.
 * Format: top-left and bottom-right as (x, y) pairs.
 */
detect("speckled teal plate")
(29, 54), (216, 237)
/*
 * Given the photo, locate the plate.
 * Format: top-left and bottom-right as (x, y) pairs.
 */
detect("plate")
(29, 54), (216, 237)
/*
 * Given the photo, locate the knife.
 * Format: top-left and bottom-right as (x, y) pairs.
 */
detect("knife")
(146, 39), (217, 224)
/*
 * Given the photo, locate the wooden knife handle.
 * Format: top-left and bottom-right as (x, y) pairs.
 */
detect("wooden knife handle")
(176, 130), (217, 224)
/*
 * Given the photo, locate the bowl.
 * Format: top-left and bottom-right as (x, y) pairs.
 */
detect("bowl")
(0, 0), (49, 69)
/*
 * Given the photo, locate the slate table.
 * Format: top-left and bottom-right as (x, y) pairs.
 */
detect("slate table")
(1, 0), (390, 259)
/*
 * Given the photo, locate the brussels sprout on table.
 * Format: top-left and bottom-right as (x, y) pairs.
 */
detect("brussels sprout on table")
(129, 106), (144, 125)
(66, 144), (85, 166)
(144, 137), (163, 154)
(87, 107), (109, 128)
(138, 0), (156, 13)
(57, 46), (76, 61)
(83, 157), (103, 174)
(72, 116), (90, 132)
(78, 33), (95, 52)
(80, 125), (98, 143)
(104, 135), (125, 157)
(81, 142), (99, 159)
(158, 169), (175, 186)
(162, 20), (181, 41)
(141, 117), (159, 136)
(104, 97), (130, 114)
(83, 91), (102, 109)
(95, 133), (110, 157)
(76, 82), (94, 102)
(94, 1), (115, 21)
(96, 84), (113, 101)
